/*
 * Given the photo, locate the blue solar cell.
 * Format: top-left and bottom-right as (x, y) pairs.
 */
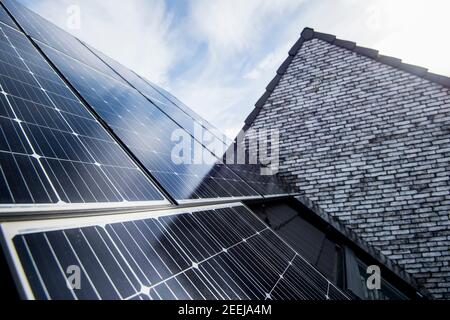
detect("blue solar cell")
(0, 152), (59, 204)
(3, 204), (350, 300)
(0, 23), (166, 208)
(158, 213), (222, 263)
(0, 4), (17, 30)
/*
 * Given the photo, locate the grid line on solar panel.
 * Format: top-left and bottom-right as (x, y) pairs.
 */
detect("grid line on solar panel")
(0, 23), (166, 207)
(1, 203), (350, 300)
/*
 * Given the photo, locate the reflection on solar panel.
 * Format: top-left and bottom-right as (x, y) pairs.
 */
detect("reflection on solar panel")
(2, 0), (261, 202)
(38, 43), (259, 201)
(146, 81), (230, 144)
(0, 0), (294, 202)
(252, 202), (341, 284)
(83, 44), (292, 196)
(83, 47), (292, 198)
(86, 45), (289, 196)
(4, 0), (224, 148)
(0, 23), (166, 207)
(1, 0), (120, 80)
(228, 164), (292, 196)
(85, 43), (229, 145)
(0, 4), (16, 30)
(0, 0), (353, 302)
(1, 203), (349, 300)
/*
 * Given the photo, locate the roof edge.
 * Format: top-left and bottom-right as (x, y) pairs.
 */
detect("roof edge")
(243, 27), (450, 131)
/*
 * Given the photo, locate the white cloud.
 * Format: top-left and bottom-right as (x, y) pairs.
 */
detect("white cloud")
(188, 0), (304, 55)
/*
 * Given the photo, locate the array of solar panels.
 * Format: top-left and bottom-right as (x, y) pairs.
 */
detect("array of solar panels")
(8, 204), (349, 300)
(0, 6), (166, 206)
(0, 0), (291, 207)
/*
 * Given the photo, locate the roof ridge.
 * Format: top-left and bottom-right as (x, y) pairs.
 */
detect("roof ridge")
(243, 27), (450, 131)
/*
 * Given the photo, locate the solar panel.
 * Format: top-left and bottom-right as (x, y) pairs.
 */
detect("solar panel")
(228, 164), (292, 196)
(87, 45), (292, 198)
(84, 46), (293, 198)
(145, 81), (230, 144)
(2, 0), (294, 202)
(0, 23), (167, 209)
(0, 4), (16, 30)
(38, 43), (260, 202)
(148, 80), (232, 144)
(1, 0), (265, 202)
(1, 203), (350, 300)
(84, 43), (229, 146)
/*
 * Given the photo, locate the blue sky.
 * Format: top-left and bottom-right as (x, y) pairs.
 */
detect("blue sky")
(20, 0), (450, 139)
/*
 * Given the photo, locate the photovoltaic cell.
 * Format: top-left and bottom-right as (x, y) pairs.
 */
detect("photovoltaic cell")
(0, 4), (16, 30)
(0, 22), (166, 207)
(1, 203), (350, 300)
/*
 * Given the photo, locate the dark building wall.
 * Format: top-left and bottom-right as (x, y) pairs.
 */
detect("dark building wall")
(245, 38), (450, 298)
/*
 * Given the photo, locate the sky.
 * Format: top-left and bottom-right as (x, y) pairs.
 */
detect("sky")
(19, 0), (450, 140)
